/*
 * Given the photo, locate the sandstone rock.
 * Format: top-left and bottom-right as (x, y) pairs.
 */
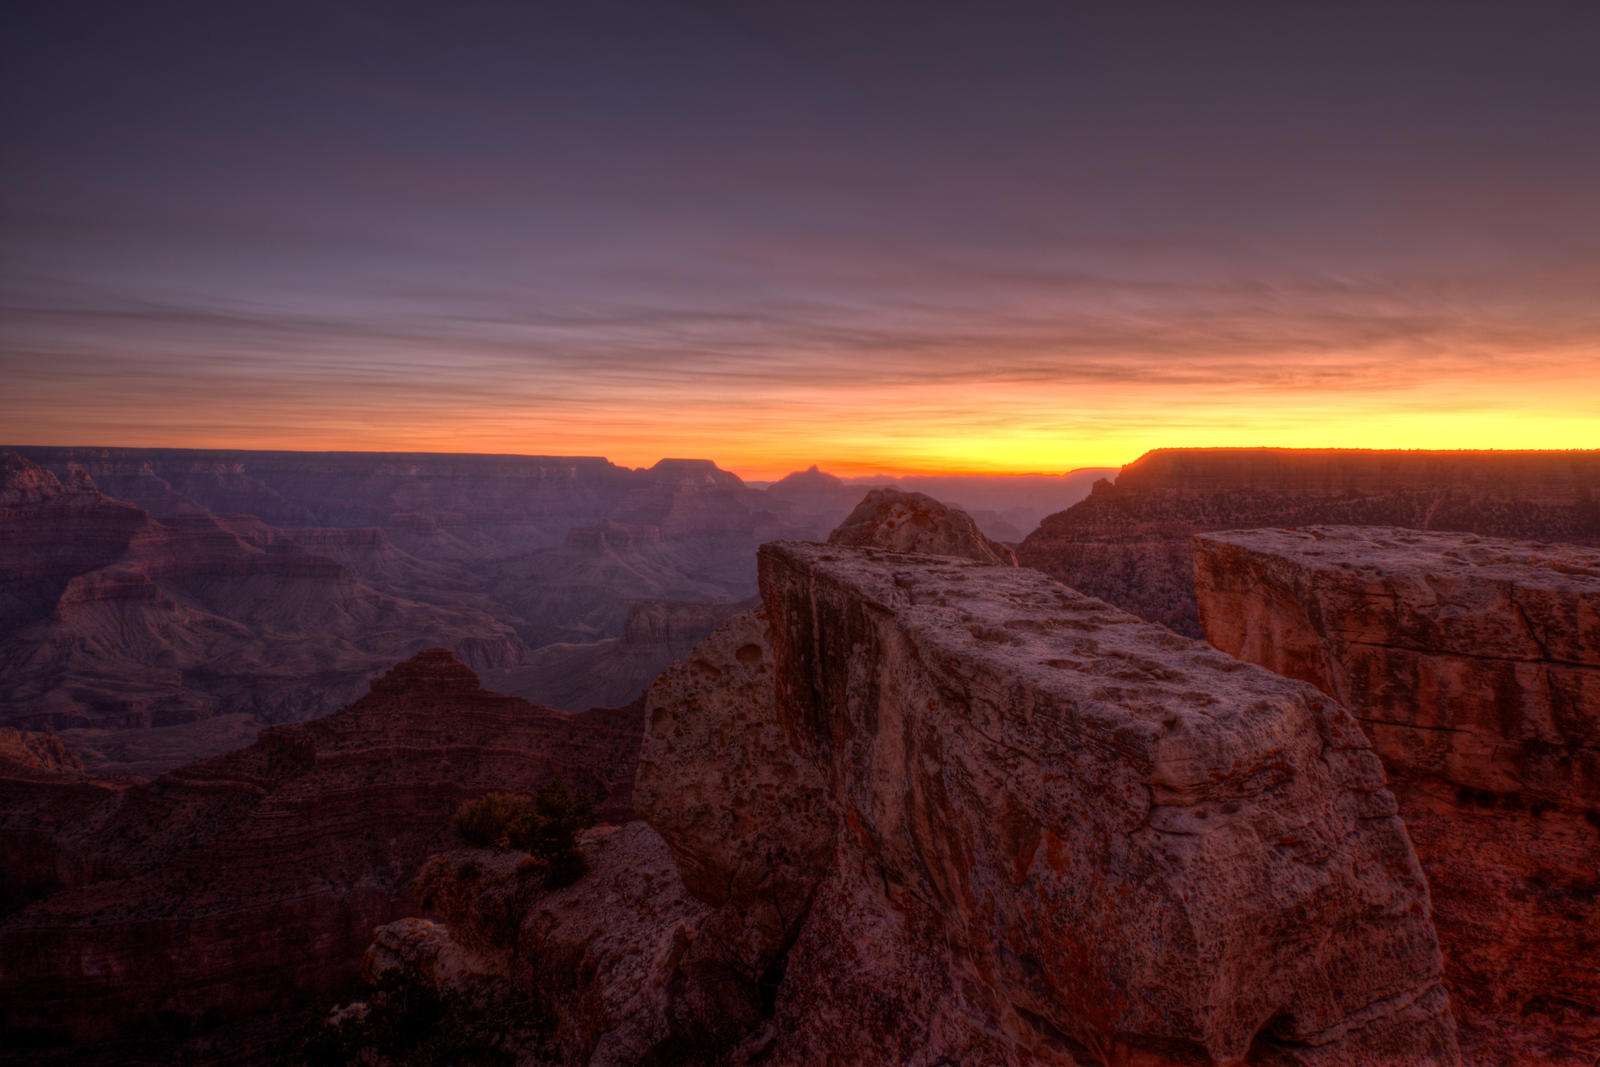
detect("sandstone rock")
(636, 607), (833, 993)
(372, 823), (727, 1067)
(826, 487), (1019, 565)
(1195, 526), (1600, 1066)
(1019, 448), (1600, 636)
(0, 726), (84, 779)
(624, 545), (1457, 1064)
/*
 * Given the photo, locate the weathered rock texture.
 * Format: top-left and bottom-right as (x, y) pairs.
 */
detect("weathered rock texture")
(826, 487), (1019, 565)
(1019, 448), (1600, 637)
(401, 544), (1455, 1065)
(0, 649), (642, 1061)
(1195, 526), (1600, 1067)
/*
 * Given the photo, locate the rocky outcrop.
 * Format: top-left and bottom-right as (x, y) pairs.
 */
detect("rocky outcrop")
(1019, 448), (1600, 636)
(826, 487), (1019, 564)
(1194, 527), (1600, 1066)
(0, 727), (84, 779)
(0, 649), (642, 1060)
(396, 544), (1458, 1065)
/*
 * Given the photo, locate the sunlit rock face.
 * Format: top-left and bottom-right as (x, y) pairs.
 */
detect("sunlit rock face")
(1195, 526), (1600, 1067)
(631, 544), (1457, 1065)
(1019, 448), (1600, 637)
(0, 649), (642, 1058)
(826, 486), (1019, 565)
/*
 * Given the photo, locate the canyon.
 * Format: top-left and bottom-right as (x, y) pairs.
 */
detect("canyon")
(4, 453), (1598, 1064)
(1, 447), (1101, 774)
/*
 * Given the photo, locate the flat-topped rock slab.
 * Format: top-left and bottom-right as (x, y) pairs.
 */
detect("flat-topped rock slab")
(740, 542), (1457, 1064)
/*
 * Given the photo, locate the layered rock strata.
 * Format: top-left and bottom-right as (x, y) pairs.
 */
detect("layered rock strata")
(386, 543), (1459, 1065)
(1019, 448), (1600, 636)
(0, 454), (528, 747)
(1194, 527), (1600, 1066)
(0, 649), (642, 1059)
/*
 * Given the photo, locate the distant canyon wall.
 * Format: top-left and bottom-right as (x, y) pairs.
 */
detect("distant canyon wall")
(1018, 448), (1600, 636)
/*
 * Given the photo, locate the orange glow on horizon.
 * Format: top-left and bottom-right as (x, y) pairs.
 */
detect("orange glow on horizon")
(9, 373), (1596, 483)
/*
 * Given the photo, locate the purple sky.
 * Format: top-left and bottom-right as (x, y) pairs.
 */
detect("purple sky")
(4, 1), (1597, 475)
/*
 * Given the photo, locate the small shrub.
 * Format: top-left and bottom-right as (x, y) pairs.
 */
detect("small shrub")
(455, 780), (597, 888)
(454, 791), (531, 847)
(457, 859), (483, 882)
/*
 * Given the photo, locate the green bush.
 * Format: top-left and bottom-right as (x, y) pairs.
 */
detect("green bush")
(453, 781), (597, 888)
(506, 780), (595, 889)
(453, 791), (531, 847)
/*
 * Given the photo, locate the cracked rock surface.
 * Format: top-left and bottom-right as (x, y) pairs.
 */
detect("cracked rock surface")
(1195, 526), (1600, 1066)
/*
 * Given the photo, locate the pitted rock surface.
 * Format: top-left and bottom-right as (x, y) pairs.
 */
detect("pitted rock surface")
(1195, 526), (1600, 1066)
(634, 543), (1458, 1065)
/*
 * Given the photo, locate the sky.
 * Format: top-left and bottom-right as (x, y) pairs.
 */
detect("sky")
(3, 1), (1598, 479)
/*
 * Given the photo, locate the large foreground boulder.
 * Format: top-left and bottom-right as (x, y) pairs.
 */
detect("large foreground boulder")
(644, 544), (1455, 1063)
(376, 543), (1458, 1065)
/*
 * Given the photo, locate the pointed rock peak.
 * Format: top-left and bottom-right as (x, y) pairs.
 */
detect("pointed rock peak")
(646, 458), (744, 489)
(770, 465), (845, 490)
(369, 647), (482, 694)
(827, 488), (1018, 566)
